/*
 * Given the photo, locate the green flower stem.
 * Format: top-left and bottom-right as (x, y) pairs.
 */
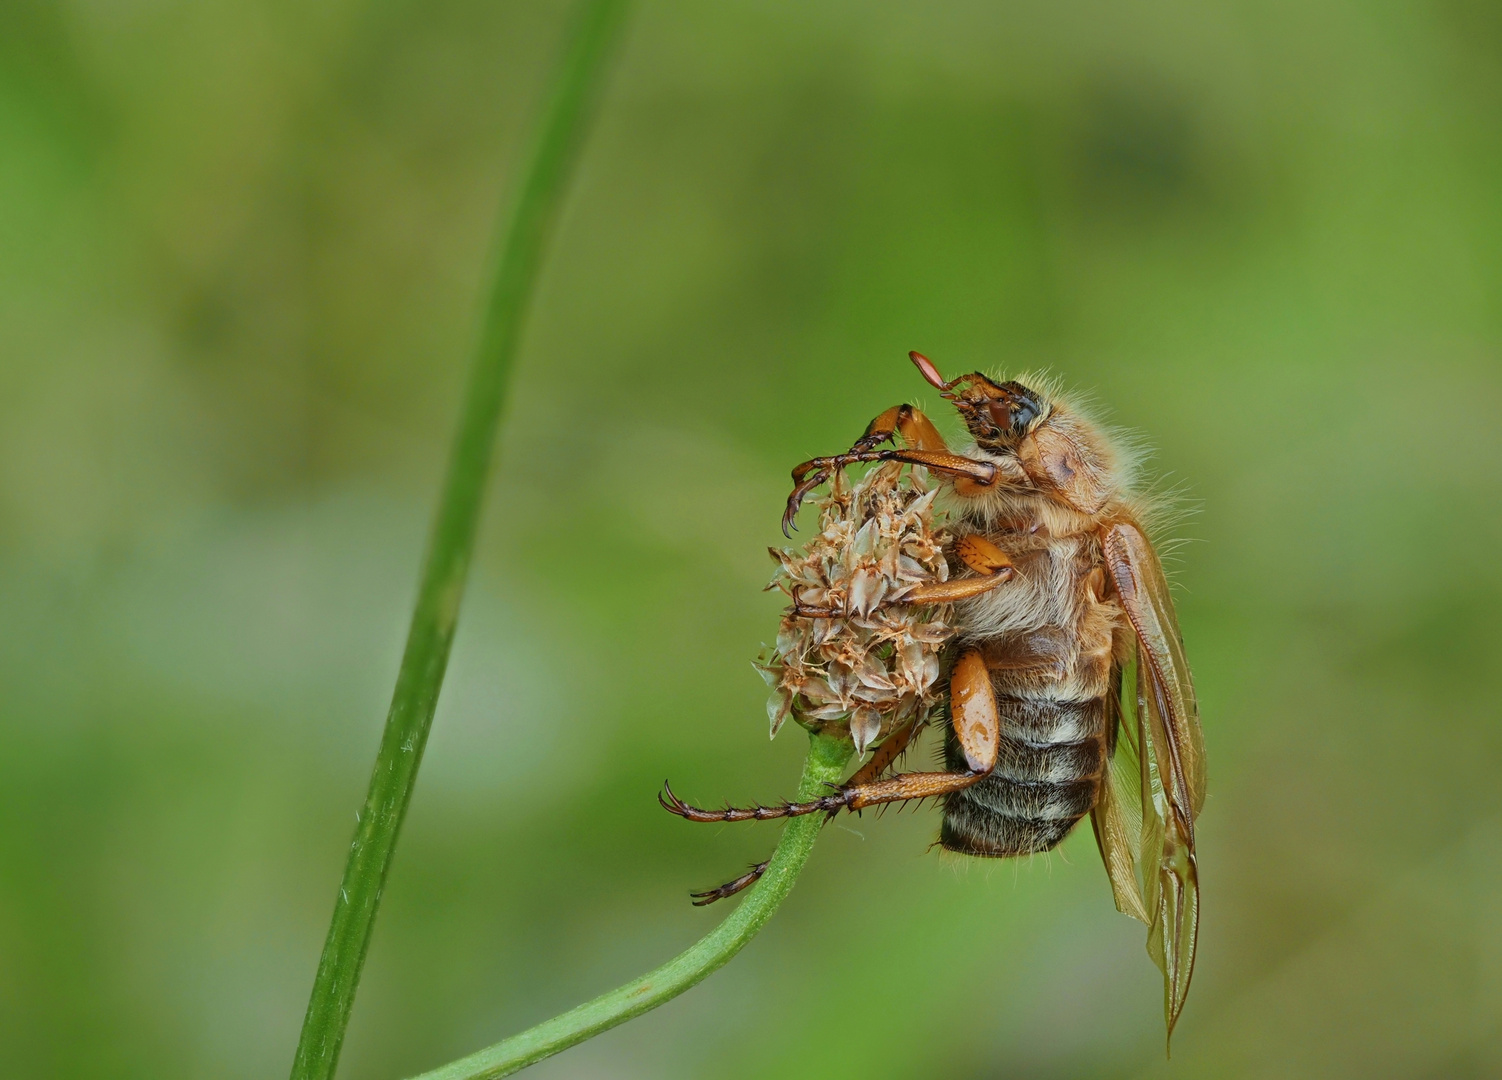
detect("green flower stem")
(407, 733), (854, 1080)
(288, 3), (628, 1078)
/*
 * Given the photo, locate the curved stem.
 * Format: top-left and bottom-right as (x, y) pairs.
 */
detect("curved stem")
(288, 3), (629, 1078)
(407, 733), (854, 1080)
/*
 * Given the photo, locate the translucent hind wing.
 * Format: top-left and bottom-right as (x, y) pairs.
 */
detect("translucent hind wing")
(1105, 523), (1205, 814)
(1105, 522), (1204, 1040)
(1090, 746), (1150, 925)
(1091, 674), (1150, 925)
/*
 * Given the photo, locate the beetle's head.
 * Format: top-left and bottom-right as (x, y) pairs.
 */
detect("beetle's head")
(907, 351), (1117, 515)
(909, 351), (1047, 450)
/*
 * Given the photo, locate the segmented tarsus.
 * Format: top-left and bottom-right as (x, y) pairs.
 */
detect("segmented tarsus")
(657, 780), (851, 823)
(689, 861), (770, 906)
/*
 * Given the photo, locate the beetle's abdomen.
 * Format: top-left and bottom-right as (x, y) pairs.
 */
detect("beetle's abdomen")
(940, 696), (1108, 857)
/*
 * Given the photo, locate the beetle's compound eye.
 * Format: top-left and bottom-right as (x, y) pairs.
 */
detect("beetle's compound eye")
(995, 383), (1041, 435)
(980, 384), (1041, 437)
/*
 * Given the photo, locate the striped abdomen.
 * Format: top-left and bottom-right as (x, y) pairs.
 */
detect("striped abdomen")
(940, 695), (1109, 857)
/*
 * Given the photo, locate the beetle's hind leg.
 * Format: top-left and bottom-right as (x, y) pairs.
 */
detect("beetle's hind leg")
(689, 860), (770, 906)
(661, 769), (988, 823)
(662, 650), (1000, 824)
(678, 715), (930, 905)
(844, 711), (924, 791)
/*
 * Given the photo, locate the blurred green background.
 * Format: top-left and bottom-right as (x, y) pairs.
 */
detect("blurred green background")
(4, 0), (1502, 1076)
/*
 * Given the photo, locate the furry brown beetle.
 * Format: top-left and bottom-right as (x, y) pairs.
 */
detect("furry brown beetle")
(662, 352), (1206, 1036)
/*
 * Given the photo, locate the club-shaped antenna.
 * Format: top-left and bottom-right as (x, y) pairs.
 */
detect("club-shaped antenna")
(909, 351), (966, 400)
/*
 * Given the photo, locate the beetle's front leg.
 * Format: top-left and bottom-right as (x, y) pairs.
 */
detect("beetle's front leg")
(783, 404), (938, 534)
(782, 405), (999, 535)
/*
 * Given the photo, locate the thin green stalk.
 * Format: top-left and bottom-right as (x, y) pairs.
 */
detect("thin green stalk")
(408, 733), (853, 1080)
(288, 4), (628, 1078)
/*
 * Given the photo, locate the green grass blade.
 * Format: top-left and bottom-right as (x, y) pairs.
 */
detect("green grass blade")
(407, 733), (853, 1080)
(288, 3), (629, 1077)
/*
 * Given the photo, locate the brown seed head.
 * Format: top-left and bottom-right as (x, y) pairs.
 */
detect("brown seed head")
(757, 461), (957, 753)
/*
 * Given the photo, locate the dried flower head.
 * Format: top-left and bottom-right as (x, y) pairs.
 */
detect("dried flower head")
(756, 462), (958, 754)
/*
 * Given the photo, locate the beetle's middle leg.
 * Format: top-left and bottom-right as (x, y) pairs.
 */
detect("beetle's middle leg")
(661, 650), (1000, 825)
(792, 533), (1017, 618)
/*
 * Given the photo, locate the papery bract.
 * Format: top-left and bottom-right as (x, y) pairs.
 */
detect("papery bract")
(757, 462), (959, 751)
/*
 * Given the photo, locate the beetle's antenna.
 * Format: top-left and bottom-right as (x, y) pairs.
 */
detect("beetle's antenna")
(909, 351), (970, 400)
(909, 351), (951, 392)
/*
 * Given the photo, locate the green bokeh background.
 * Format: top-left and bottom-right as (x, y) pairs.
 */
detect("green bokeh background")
(5, 1), (1502, 1077)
